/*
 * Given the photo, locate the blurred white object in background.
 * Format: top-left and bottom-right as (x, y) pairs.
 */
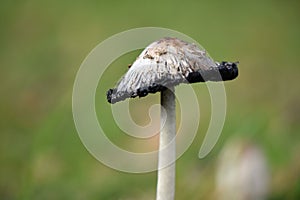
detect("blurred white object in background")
(216, 138), (269, 200)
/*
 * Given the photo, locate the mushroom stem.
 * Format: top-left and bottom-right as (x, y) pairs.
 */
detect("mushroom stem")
(156, 86), (176, 200)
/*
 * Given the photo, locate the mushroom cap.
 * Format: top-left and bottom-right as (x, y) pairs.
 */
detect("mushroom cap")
(107, 37), (238, 104)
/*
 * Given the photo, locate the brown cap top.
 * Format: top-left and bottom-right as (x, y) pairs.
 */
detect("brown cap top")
(107, 37), (238, 104)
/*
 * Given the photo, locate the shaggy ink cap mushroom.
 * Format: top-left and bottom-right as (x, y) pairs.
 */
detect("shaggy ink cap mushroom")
(107, 37), (238, 104)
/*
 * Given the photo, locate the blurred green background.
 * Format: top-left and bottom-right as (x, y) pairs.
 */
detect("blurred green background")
(1, 0), (300, 199)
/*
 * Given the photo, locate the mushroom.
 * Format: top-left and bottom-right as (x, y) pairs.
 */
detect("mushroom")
(106, 37), (238, 200)
(216, 138), (269, 200)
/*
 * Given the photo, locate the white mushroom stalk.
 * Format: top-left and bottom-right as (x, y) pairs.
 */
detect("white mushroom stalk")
(156, 86), (176, 200)
(106, 37), (238, 200)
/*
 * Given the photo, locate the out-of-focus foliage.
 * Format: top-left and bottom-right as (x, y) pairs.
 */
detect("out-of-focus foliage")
(1, 0), (300, 199)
